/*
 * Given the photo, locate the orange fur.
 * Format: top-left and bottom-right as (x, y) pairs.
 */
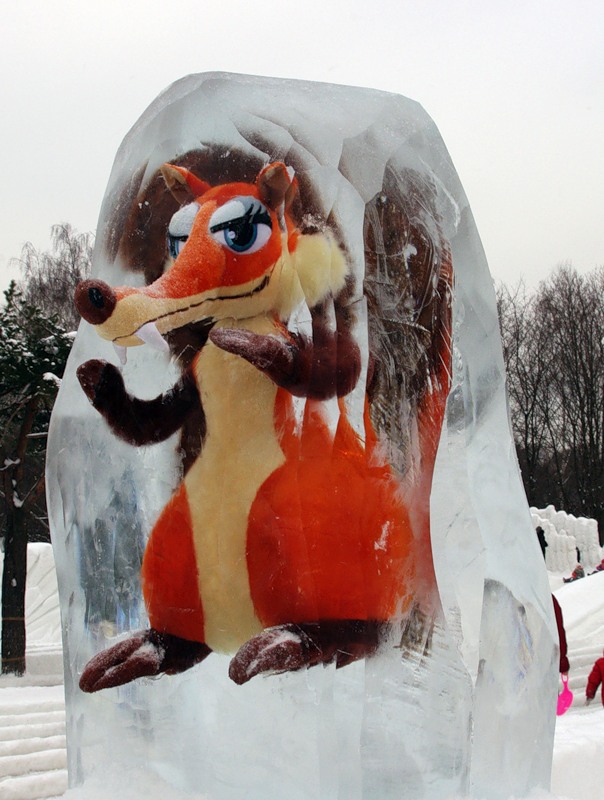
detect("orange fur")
(142, 484), (205, 642)
(247, 391), (416, 626)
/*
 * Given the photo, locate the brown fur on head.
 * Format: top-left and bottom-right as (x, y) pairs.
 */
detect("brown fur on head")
(363, 165), (452, 473)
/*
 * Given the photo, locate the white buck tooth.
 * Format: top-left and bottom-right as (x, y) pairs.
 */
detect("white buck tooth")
(135, 321), (170, 354)
(113, 344), (128, 365)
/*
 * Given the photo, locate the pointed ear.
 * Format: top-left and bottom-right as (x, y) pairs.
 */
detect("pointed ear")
(161, 164), (211, 202)
(257, 163), (298, 211)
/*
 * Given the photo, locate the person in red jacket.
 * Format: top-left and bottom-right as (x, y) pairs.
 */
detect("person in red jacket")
(585, 650), (604, 705)
(552, 595), (570, 675)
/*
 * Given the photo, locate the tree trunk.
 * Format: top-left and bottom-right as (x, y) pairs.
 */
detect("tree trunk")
(1, 475), (27, 675)
(1, 395), (39, 675)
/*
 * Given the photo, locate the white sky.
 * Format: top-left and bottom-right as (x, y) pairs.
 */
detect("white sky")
(1, 0), (602, 292)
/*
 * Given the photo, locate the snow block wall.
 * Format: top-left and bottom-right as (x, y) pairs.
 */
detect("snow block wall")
(532, 506), (603, 574)
(0, 543), (63, 681)
(46, 73), (557, 800)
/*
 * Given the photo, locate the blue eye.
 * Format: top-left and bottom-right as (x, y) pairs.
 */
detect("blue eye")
(167, 234), (188, 259)
(209, 197), (272, 254)
(223, 220), (258, 252)
(167, 202), (199, 260)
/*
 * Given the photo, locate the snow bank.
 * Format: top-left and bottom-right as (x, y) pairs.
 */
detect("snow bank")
(549, 569), (604, 800)
(552, 570), (604, 698)
(0, 543), (63, 685)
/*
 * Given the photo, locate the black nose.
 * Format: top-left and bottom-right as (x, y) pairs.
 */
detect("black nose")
(88, 286), (106, 309)
(74, 279), (117, 324)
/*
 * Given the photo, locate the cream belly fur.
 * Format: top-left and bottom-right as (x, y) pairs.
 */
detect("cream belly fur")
(186, 315), (286, 653)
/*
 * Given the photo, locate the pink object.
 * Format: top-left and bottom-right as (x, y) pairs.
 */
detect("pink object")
(557, 674), (573, 716)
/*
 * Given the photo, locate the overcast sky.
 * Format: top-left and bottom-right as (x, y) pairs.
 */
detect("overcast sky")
(1, 0), (602, 293)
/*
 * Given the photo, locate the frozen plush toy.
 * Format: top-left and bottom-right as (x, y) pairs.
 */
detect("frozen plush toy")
(48, 74), (557, 799)
(74, 158), (451, 691)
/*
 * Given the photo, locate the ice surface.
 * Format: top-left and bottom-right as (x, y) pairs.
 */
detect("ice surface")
(46, 73), (557, 798)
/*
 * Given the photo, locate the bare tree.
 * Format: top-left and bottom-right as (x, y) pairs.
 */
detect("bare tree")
(15, 223), (93, 330)
(536, 265), (604, 534)
(497, 281), (557, 505)
(498, 264), (604, 540)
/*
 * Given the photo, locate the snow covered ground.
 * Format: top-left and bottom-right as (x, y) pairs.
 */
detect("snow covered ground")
(0, 683), (66, 800)
(0, 545), (66, 800)
(2, 545), (604, 799)
(548, 570), (604, 800)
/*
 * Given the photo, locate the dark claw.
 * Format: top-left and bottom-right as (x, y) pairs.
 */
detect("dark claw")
(79, 630), (164, 693)
(209, 326), (359, 400)
(229, 626), (310, 685)
(79, 629), (211, 693)
(229, 621), (384, 685)
(76, 359), (121, 404)
(209, 327), (299, 386)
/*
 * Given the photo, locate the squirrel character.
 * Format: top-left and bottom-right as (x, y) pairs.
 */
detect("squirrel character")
(74, 161), (452, 692)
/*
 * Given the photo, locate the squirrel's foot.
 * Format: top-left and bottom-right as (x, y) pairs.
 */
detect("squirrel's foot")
(229, 625), (311, 685)
(229, 620), (383, 685)
(79, 629), (211, 693)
